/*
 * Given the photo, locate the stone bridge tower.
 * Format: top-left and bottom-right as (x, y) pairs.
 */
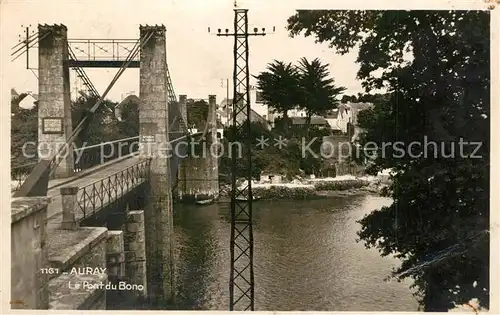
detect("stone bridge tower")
(139, 24), (175, 302)
(37, 24), (74, 178)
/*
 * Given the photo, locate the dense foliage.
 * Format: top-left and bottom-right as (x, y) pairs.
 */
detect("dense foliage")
(288, 10), (490, 310)
(254, 61), (301, 120)
(220, 120), (331, 180)
(71, 96), (135, 146)
(11, 95), (38, 168)
(255, 58), (345, 128)
(252, 57), (346, 181)
(186, 99), (209, 130)
(295, 57), (346, 125)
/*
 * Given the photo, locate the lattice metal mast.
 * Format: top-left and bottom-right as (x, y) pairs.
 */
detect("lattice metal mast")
(211, 9), (271, 311)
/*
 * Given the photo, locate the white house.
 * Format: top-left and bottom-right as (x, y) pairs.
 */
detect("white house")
(252, 89), (269, 119)
(333, 102), (374, 140)
(217, 99), (232, 127)
(219, 90), (272, 130)
(18, 92), (38, 110)
(325, 109), (343, 133)
(335, 103), (352, 133)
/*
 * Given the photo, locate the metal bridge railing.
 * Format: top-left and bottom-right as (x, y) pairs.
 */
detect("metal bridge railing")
(68, 39), (140, 62)
(77, 158), (151, 220)
(74, 136), (139, 173)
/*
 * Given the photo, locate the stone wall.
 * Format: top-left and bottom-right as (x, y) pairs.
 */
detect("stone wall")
(47, 227), (108, 310)
(179, 154), (219, 201)
(11, 197), (51, 309)
(321, 135), (351, 160)
(321, 135), (353, 176)
(180, 95), (219, 202)
(123, 210), (147, 299)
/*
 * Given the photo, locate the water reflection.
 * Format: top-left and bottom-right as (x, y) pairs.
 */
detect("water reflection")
(173, 195), (419, 311)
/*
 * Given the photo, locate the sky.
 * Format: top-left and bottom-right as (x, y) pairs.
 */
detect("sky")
(2, 0), (365, 104)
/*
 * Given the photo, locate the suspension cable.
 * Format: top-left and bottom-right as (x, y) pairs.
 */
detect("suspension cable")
(11, 32), (51, 62)
(165, 62), (188, 134)
(67, 45), (109, 112)
(68, 46), (100, 96)
(11, 31), (39, 54)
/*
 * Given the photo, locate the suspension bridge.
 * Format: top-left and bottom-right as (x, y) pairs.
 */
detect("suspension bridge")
(10, 6), (264, 311)
(9, 23), (233, 310)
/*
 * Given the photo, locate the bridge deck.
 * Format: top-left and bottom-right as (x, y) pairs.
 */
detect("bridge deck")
(39, 133), (197, 271)
(46, 156), (143, 222)
(45, 156), (147, 268)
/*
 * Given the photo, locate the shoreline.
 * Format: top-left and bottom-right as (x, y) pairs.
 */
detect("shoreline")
(216, 177), (389, 202)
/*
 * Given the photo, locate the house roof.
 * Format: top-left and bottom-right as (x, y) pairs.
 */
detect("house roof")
(114, 94), (140, 121)
(16, 92), (38, 102)
(346, 102), (373, 111)
(220, 98), (232, 108)
(291, 116), (328, 125)
(11, 88), (19, 98)
(250, 108), (268, 122)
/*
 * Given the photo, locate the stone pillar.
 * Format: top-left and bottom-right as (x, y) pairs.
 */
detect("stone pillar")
(124, 210), (147, 299)
(38, 24), (74, 178)
(106, 231), (125, 283)
(60, 186), (79, 230)
(207, 95), (220, 198)
(178, 95), (188, 199)
(11, 196), (51, 309)
(180, 96), (219, 202)
(178, 95), (187, 126)
(139, 24), (174, 301)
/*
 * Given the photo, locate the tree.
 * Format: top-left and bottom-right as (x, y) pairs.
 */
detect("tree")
(186, 99), (208, 130)
(11, 99), (38, 169)
(295, 57), (346, 129)
(288, 10), (489, 311)
(116, 96), (140, 137)
(341, 95), (357, 103)
(255, 60), (301, 121)
(71, 95), (125, 146)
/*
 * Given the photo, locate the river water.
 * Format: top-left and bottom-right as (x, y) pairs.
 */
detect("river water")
(172, 194), (420, 311)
